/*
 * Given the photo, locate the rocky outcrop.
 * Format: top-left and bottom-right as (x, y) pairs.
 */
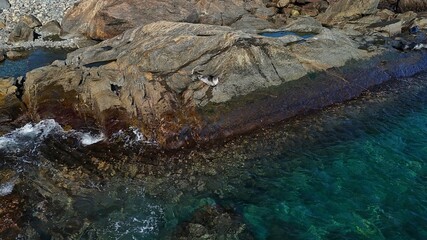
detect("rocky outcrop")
(20, 14), (42, 28)
(22, 20), (371, 148)
(7, 15), (41, 43)
(8, 22), (34, 42)
(39, 20), (62, 37)
(398, 0), (427, 12)
(61, 0), (273, 40)
(318, 0), (380, 25)
(0, 78), (26, 134)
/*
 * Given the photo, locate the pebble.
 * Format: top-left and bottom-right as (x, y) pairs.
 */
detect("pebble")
(0, 0), (80, 49)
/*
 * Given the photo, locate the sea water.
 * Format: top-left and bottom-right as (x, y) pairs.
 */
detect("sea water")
(1, 60), (427, 239)
(0, 48), (70, 77)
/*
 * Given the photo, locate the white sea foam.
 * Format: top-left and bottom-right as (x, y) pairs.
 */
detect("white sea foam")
(0, 179), (16, 197)
(80, 132), (105, 146)
(0, 119), (63, 151)
(111, 127), (157, 147)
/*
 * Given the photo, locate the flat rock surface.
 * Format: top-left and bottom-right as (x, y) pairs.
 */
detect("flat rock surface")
(61, 0), (270, 39)
(23, 21), (371, 148)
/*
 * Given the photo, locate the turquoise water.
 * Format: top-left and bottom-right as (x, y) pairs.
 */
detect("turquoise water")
(1, 70), (427, 238)
(151, 76), (427, 239)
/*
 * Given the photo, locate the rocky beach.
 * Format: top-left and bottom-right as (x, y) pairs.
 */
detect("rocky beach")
(1, 0), (427, 239)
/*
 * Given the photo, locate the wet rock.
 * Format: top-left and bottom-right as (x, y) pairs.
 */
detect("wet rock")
(40, 20), (62, 36)
(318, 0), (380, 25)
(8, 22), (34, 42)
(397, 11), (417, 31)
(61, 0), (269, 40)
(20, 14), (42, 29)
(0, 78), (26, 127)
(0, 169), (21, 239)
(6, 50), (29, 59)
(174, 205), (254, 240)
(412, 16), (427, 29)
(0, 193), (23, 239)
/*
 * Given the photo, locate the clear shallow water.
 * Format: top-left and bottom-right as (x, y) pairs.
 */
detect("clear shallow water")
(1, 72), (427, 239)
(0, 48), (70, 77)
(259, 31), (316, 39)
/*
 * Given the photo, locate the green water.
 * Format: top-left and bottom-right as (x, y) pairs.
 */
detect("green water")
(1, 71), (427, 239)
(155, 76), (427, 239)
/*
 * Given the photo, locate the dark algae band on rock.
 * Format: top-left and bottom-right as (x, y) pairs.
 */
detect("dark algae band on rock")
(199, 50), (427, 140)
(17, 19), (427, 149)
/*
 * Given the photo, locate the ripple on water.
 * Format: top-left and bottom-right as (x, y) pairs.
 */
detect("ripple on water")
(2, 73), (427, 239)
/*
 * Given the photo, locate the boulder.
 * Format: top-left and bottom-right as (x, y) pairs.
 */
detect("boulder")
(23, 21), (369, 148)
(0, 19), (5, 29)
(61, 0), (267, 40)
(318, 0), (380, 25)
(40, 20), (62, 36)
(0, 78), (26, 127)
(368, 19), (402, 36)
(230, 15), (275, 31)
(8, 22), (34, 42)
(20, 15), (42, 28)
(277, 0), (291, 8)
(6, 50), (30, 60)
(398, 0), (427, 12)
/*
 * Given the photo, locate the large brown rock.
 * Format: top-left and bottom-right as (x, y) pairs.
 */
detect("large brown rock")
(398, 0), (427, 12)
(23, 21), (369, 148)
(61, 0), (267, 40)
(8, 22), (34, 42)
(21, 21), (427, 149)
(318, 0), (380, 25)
(0, 78), (26, 134)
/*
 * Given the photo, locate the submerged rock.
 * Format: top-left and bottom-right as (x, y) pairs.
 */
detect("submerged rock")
(174, 205), (254, 240)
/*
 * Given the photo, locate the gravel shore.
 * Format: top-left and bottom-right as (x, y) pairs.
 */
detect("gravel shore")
(1, 0), (79, 29)
(0, 0), (81, 49)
